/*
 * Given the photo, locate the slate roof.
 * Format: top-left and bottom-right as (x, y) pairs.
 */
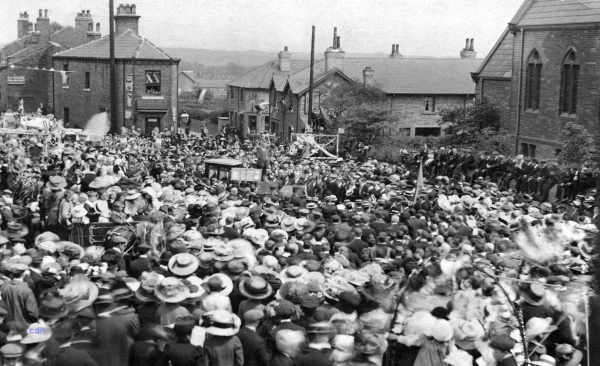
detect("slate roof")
(227, 60), (310, 89)
(513, 0), (600, 26)
(196, 79), (229, 88)
(474, 27), (514, 78)
(53, 29), (176, 60)
(343, 58), (481, 95)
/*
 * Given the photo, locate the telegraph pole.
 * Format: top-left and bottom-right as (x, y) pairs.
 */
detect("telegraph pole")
(109, 0), (117, 134)
(308, 26), (315, 129)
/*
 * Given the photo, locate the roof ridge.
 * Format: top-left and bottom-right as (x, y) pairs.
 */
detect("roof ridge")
(8, 45), (54, 64)
(53, 33), (109, 57)
(134, 37), (144, 58)
(228, 60), (275, 86)
(143, 38), (172, 59)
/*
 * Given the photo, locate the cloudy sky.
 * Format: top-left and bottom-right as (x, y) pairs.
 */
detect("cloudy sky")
(1, 0), (524, 58)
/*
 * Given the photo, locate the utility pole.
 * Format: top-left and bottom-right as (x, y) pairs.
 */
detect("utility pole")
(109, 0), (117, 134)
(308, 26), (315, 130)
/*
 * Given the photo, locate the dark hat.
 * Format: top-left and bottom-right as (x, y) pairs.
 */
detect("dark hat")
(239, 276), (272, 300)
(300, 295), (320, 310)
(53, 320), (76, 339)
(174, 316), (196, 335)
(489, 334), (515, 352)
(431, 306), (449, 320)
(39, 295), (69, 319)
(243, 309), (264, 323)
(276, 300), (296, 319)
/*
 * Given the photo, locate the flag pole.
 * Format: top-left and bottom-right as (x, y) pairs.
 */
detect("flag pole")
(414, 160), (423, 204)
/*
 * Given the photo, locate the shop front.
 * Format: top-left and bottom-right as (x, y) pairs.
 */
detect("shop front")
(136, 99), (169, 135)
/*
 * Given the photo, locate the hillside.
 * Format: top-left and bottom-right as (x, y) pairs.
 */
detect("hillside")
(161, 47), (389, 67)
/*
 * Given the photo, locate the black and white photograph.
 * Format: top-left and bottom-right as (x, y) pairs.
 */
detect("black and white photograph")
(0, 0), (598, 365)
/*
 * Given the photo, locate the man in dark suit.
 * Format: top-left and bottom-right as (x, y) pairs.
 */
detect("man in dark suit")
(406, 209), (426, 239)
(128, 244), (151, 279)
(48, 321), (98, 366)
(266, 300), (307, 359)
(237, 309), (270, 366)
(294, 323), (334, 366)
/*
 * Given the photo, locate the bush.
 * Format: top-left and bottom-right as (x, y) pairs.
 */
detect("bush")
(557, 122), (600, 169)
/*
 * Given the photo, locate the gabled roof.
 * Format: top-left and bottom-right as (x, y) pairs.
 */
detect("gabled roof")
(512, 0), (600, 27)
(227, 59), (310, 89)
(179, 71), (195, 83)
(53, 29), (177, 60)
(283, 65), (360, 95)
(474, 27), (514, 78)
(343, 58), (480, 95)
(196, 79), (229, 88)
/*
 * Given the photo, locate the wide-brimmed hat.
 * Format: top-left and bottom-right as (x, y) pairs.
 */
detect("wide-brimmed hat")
(554, 344), (583, 366)
(521, 283), (546, 306)
(168, 253), (199, 276)
(56, 241), (85, 260)
(38, 295), (69, 319)
(529, 355), (557, 366)
(71, 206), (88, 219)
(89, 176), (115, 189)
(3, 222), (29, 239)
(206, 273), (233, 296)
(525, 317), (557, 341)
(21, 320), (53, 344)
(203, 310), (241, 336)
(239, 276), (272, 300)
(205, 224), (225, 236)
(165, 224), (186, 241)
(354, 331), (382, 355)
(61, 280), (99, 311)
(228, 239), (254, 258)
(35, 232), (60, 245)
(454, 319), (485, 350)
(280, 217), (297, 232)
(249, 229), (269, 246)
(155, 277), (190, 303)
(431, 319), (454, 342)
(212, 242), (234, 262)
(135, 272), (165, 302)
(280, 265), (309, 283)
(46, 176), (67, 190)
(125, 190), (141, 200)
(183, 275), (205, 302)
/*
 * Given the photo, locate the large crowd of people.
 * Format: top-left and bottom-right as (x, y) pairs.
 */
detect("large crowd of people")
(0, 130), (595, 366)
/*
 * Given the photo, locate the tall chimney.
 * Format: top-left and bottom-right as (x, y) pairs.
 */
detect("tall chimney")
(36, 7), (50, 37)
(114, 3), (141, 35)
(390, 43), (402, 59)
(325, 27), (345, 72)
(460, 38), (477, 59)
(363, 66), (374, 88)
(278, 46), (291, 72)
(44, 9), (48, 17)
(333, 27), (337, 49)
(18, 12), (29, 38)
(75, 9), (93, 35)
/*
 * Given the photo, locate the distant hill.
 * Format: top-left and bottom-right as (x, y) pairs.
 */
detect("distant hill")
(161, 47), (390, 67)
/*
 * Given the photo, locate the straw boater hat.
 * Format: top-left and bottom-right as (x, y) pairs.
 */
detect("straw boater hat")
(60, 280), (99, 311)
(525, 317), (557, 341)
(46, 176), (67, 190)
(239, 276), (273, 300)
(168, 253), (199, 276)
(206, 273), (233, 296)
(280, 265), (309, 283)
(154, 277), (190, 303)
(3, 222), (29, 239)
(135, 272), (165, 302)
(21, 320), (53, 344)
(521, 283), (546, 306)
(35, 231), (60, 245)
(202, 310), (241, 336)
(125, 190), (141, 200)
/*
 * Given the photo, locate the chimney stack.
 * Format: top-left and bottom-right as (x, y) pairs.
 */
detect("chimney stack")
(114, 3), (141, 35)
(278, 46), (291, 72)
(75, 9), (94, 35)
(18, 12), (29, 38)
(325, 27), (345, 72)
(44, 9), (48, 17)
(460, 38), (477, 59)
(333, 27), (338, 49)
(36, 8), (50, 37)
(389, 43), (402, 58)
(363, 66), (374, 88)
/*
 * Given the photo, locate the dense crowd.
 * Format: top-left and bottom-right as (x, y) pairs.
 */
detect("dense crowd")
(0, 131), (595, 366)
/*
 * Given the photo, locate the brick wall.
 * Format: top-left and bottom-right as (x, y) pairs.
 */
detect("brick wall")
(480, 26), (600, 158)
(53, 58), (177, 133)
(480, 79), (513, 131)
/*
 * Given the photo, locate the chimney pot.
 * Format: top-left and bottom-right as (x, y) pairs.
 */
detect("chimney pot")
(396, 44), (399, 54)
(96, 23), (100, 32)
(333, 27), (338, 49)
(470, 38), (474, 51)
(39, 9), (42, 17)
(391, 44), (395, 55)
(284, 46), (288, 51)
(465, 38), (469, 50)
(132, 4), (136, 14)
(363, 66), (375, 87)
(44, 9), (48, 17)
(337, 36), (341, 49)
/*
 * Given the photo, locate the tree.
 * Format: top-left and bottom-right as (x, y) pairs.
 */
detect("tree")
(557, 122), (600, 169)
(440, 97), (500, 145)
(320, 83), (396, 144)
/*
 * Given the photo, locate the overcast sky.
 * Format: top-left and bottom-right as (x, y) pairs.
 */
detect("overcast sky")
(1, 0), (523, 58)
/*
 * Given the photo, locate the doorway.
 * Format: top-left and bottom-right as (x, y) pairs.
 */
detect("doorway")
(145, 117), (160, 135)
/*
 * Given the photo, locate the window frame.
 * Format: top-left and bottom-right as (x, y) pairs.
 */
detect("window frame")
(84, 71), (91, 90)
(525, 50), (542, 111)
(422, 96), (436, 114)
(145, 70), (161, 93)
(559, 49), (580, 116)
(62, 63), (69, 89)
